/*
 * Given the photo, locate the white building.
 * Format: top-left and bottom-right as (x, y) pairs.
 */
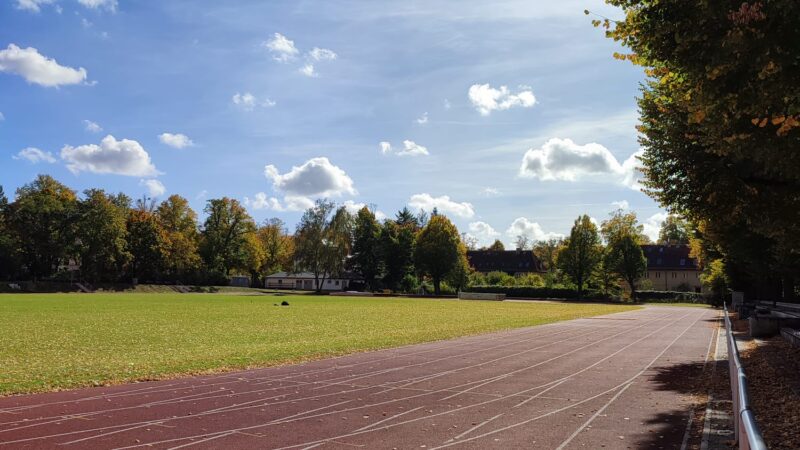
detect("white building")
(264, 272), (355, 291)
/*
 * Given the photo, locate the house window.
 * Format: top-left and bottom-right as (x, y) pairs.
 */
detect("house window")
(680, 258), (685, 266)
(335, 280), (339, 286)
(278, 280), (282, 284)
(656, 258), (662, 265)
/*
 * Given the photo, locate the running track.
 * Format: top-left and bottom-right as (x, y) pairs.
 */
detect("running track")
(0, 306), (718, 449)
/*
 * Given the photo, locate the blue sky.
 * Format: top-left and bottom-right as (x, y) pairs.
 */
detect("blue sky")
(0, 0), (667, 246)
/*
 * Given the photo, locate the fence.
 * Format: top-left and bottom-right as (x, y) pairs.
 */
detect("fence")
(723, 304), (767, 450)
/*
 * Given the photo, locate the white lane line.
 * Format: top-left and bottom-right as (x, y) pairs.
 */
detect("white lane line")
(449, 412), (504, 442)
(0, 321), (613, 442)
(166, 431), (235, 450)
(554, 382), (634, 450)
(353, 406), (424, 432)
(431, 309), (708, 449)
(680, 311), (720, 450)
(105, 311), (684, 450)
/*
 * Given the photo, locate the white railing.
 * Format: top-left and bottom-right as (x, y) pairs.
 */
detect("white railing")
(723, 304), (767, 450)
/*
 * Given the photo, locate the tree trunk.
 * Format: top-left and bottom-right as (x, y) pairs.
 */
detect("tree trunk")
(433, 277), (441, 296)
(628, 278), (637, 303)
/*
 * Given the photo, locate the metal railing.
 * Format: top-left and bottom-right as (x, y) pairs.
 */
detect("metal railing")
(723, 304), (768, 450)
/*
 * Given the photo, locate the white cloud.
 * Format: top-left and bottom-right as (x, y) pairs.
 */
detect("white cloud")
(158, 132), (194, 149)
(60, 135), (160, 177)
(13, 147), (56, 164)
(83, 119), (102, 133)
(480, 187), (500, 197)
(299, 63), (316, 77)
(611, 200), (629, 210)
(139, 179), (165, 197)
(506, 217), (563, 244)
(468, 83), (536, 116)
(642, 212), (668, 243)
(263, 33), (299, 62)
(195, 190), (208, 200)
(416, 112), (428, 125)
(342, 200), (387, 222)
(78, 0), (117, 12)
(519, 138), (643, 189)
(15, 0), (54, 12)
(0, 44), (88, 87)
(232, 92), (274, 110)
(467, 221), (500, 247)
(245, 192), (315, 212)
(0, 112), (4, 121)
(408, 193), (475, 218)
(308, 47), (337, 61)
(264, 157), (356, 198)
(380, 140), (429, 157)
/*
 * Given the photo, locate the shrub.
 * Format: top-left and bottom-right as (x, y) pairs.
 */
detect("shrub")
(399, 274), (420, 294)
(635, 290), (706, 303)
(464, 285), (611, 300)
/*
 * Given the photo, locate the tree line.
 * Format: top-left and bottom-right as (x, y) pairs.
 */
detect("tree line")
(0, 174), (691, 299)
(597, 1), (800, 301)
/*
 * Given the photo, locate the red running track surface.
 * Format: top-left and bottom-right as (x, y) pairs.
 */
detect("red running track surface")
(0, 306), (718, 449)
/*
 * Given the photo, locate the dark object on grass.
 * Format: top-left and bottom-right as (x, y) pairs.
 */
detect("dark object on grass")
(281, 300), (290, 306)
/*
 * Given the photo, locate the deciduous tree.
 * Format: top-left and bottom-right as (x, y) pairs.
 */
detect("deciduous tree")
(75, 189), (130, 282)
(8, 175), (78, 279)
(351, 207), (382, 290)
(414, 215), (462, 295)
(557, 215), (602, 299)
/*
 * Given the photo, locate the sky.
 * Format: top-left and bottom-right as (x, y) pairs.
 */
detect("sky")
(0, 0), (669, 247)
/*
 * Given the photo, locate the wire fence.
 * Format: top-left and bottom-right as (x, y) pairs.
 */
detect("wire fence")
(723, 304), (767, 450)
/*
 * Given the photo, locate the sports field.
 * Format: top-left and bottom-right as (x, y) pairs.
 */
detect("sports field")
(0, 293), (638, 396)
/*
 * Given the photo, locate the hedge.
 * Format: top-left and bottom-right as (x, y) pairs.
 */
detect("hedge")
(634, 290), (706, 303)
(464, 285), (611, 300)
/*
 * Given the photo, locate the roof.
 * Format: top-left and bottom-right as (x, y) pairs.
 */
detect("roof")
(466, 250), (545, 273)
(641, 245), (699, 270)
(265, 271), (364, 280)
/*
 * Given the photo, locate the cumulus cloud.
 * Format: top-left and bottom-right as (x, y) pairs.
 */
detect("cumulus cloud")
(506, 217), (563, 243)
(379, 140), (429, 157)
(15, 0), (54, 12)
(245, 192), (315, 212)
(416, 112), (428, 125)
(408, 193), (475, 218)
(342, 200), (387, 222)
(0, 44), (88, 87)
(83, 119), (102, 133)
(263, 33), (299, 62)
(13, 147), (56, 164)
(468, 83), (536, 116)
(60, 135), (160, 176)
(78, 0), (117, 12)
(308, 47), (337, 61)
(519, 138), (643, 189)
(481, 187), (500, 197)
(299, 63), (316, 77)
(139, 179), (165, 197)
(466, 221), (501, 247)
(642, 212), (668, 243)
(158, 132), (194, 149)
(611, 200), (629, 210)
(232, 92), (274, 110)
(264, 157), (356, 198)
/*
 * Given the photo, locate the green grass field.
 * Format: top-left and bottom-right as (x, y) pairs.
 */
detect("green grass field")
(0, 293), (638, 396)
